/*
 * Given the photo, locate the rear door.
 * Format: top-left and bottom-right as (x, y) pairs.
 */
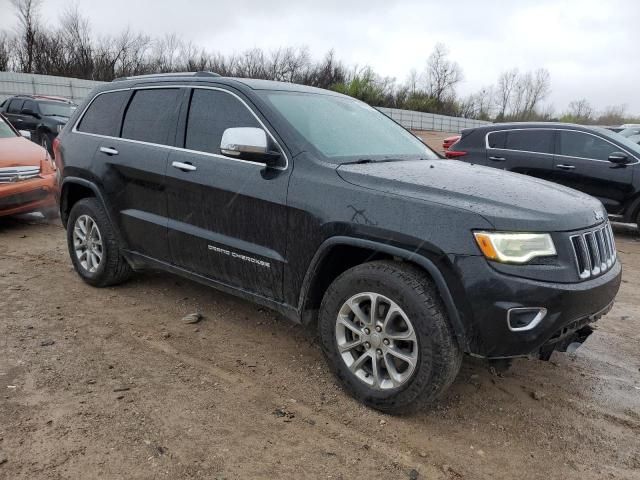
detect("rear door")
(552, 130), (634, 213)
(485, 129), (555, 180)
(165, 87), (290, 300)
(75, 87), (183, 262)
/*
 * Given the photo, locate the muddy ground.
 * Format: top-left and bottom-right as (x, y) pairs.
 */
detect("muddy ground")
(0, 215), (639, 480)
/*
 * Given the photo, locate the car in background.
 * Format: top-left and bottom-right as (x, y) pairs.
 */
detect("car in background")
(0, 95), (77, 156)
(442, 134), (460, 150)
(448, 122), (640, 228)
(617, 125), (640, 138)
(0, 113), (58, 218)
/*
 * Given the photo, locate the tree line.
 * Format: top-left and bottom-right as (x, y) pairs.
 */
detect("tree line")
(1, 0), (637, 125)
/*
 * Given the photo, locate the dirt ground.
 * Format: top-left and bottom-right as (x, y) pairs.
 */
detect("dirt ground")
(0, 214), (638, 480)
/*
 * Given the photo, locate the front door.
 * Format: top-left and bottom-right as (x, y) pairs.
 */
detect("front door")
(485, 129), (555, 180)
(165, 87), (290, 300)
(552, 130), (634, 213)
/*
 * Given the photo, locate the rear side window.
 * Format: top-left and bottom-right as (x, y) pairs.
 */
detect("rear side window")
(185, 89), (260, 155)
(7, 99), (24, 114)
(559, 131), (620, 161)
(487, 131), (507, 149)
(22, 99), (37, 114)
(78, 91), (130, 136)
(505, 130), (554, 154)
(121, 89), (182, 145)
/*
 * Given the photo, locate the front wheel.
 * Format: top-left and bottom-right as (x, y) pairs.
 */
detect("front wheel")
(318, 261), (462, 413)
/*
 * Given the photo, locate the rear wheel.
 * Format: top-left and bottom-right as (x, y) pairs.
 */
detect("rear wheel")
(66, 198), (132, 287)
(318, 260), (462, 413)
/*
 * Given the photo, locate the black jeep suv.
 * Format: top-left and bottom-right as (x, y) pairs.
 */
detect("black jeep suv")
(447, 122), (640, 228)
(0, 94), (77, 155)
(54, 72), (621, 412)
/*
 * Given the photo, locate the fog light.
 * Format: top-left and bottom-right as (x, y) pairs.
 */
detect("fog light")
(507, 308), (547, 332)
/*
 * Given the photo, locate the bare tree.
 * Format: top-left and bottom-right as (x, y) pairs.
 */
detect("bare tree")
(424, 43), (463, 104)
(11, 0), (42, 73)
(495, 69), (519, 120)
(565, 99), (594, 122)
(0, 32), (12, 71)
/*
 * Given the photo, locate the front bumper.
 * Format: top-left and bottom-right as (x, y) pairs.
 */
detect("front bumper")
(455, 256), (622, 358)
(0, 173), (57, 217)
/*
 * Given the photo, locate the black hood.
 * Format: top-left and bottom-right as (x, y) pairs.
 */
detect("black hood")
(337, 159), (606, 232)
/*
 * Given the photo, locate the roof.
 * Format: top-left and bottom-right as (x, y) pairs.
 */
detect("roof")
(9, 94), (76, 104)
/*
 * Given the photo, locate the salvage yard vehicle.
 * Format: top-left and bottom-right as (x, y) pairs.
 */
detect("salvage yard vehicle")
(0, 94), (77, 156)
(54, 73), (621, 412)
(448, 123), (640, 230)
(442, 134), (460, 150)
(0, 113), (58, 218)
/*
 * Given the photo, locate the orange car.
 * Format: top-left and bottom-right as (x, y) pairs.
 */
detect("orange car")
(0, 114), (58, 218)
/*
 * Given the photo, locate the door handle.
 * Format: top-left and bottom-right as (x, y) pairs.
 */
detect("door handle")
(488, 156), (505, 162)
(556, 164), (575, 170)
(99, 146), (119, 156)
(172, 161), (197, 172)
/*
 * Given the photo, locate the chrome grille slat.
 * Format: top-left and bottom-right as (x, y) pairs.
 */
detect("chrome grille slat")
(570, 222), (616, 280)
(0, 166), (41, 183)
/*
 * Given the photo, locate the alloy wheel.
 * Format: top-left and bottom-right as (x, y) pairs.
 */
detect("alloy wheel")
(335, 292), (419, 390)
(73, 214), (103, 273)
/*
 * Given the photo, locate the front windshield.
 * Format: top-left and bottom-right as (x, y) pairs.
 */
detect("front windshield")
(594, 127), (640, 156)
(618, 127), (640, 138)
(260, 91), (438, 161)
(39, 101), (76, 118)
(0, 116), (17, 138)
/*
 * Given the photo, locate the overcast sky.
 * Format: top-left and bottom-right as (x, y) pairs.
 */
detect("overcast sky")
(1, 0), (638, 114)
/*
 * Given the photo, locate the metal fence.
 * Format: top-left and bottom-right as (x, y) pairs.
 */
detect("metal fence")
(376, 107), (491, 133)
(0, 72), (492, 132)
(0, 72), (104, 104)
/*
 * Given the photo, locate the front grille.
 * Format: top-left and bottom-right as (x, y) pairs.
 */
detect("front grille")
(0, 166), (41, 184)
(570, 222), (616, 279)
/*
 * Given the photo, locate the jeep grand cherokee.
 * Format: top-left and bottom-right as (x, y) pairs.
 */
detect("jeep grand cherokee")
(53, 72), (621, 412)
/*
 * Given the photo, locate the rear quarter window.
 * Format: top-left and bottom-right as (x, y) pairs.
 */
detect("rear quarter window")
(7, 99), (24, 114)
(487, 130), (507, 149)
(77, 91), (130, 137)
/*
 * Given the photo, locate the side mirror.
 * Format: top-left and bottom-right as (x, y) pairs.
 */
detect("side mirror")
(18, 130), (31, 139)
(21, 108), (40, 118)
(220, 127), (281, 167)
(608, 152), (630, 165)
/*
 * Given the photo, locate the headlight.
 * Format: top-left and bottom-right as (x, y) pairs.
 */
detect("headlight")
(56, 124), (64, 133)
(474, 231), (556, 264)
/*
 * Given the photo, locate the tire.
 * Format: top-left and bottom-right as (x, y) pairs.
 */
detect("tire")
(40, 131), (53, 156)
(318, 260), (462, 414)
(66, 198), (132, 287)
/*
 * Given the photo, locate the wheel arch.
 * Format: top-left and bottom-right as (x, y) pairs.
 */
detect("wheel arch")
(297, 236), (469, 351)
(60, 177), (112, 229)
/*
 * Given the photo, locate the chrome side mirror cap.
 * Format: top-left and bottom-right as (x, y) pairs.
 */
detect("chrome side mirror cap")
(220, 127), (281, 166)
(19, 130), (31, 140)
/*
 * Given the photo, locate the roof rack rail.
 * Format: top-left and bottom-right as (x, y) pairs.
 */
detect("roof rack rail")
(113, 71), (221, 82)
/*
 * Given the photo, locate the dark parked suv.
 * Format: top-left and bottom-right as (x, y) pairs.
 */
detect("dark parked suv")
(0, 94), (77, 155)
(447, 122), (640, 227)
(54, 73), (621, 412)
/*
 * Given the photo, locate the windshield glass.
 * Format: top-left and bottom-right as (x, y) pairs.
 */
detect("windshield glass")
(39, 101), (76, 117)
(594, 127), (640, 156)
(0, 116), (17, 138)
(618, 127), (640, 138)
(260, 91), (438, 162)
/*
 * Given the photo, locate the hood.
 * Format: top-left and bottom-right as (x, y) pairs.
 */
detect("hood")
(337, 159), (606, 232)
(0, 136), (47, 168)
